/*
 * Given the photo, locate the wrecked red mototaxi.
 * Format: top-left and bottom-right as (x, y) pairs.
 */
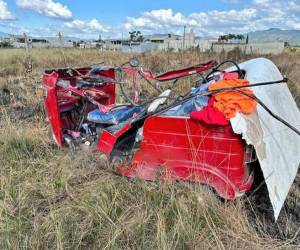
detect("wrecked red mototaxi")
(40, 58), (300, 220)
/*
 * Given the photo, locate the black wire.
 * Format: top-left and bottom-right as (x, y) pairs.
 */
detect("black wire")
(115, 67), (138, 106)
(133, 78), (300, 137)
(118, 80), (138, 106)
(170, 79), (179, 89)
(144, 78), (287, 115)
(77, 71), (299, 137)
(215, 60), (243, 77)
(234, 89), (300, 136)
(207, 78), (288, 95)
(137, 70), (162, 93)
(205, 60), (244, 81)
(115, 67), (161, 105)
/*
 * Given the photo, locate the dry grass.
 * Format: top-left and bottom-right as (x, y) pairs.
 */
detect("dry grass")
(0, 48), (300, 249)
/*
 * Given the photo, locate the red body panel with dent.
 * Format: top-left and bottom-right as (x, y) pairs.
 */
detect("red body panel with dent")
(118, 116), (253, 199)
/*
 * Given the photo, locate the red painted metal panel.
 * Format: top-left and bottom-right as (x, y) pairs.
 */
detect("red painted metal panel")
(122, 60), (215, 82)
(154, 60), (216, 81)
(118, 116), (253, 199)
(98, 123), (132, 154)
(98, 130), (118, 155)
(43, 72), (64, 145)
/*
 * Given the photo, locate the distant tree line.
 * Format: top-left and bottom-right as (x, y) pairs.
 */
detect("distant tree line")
(119, 31), (144, 46)
(0, 41), (13, 48)
(218, 34), (248, 43)
(129, 31), (144, 43)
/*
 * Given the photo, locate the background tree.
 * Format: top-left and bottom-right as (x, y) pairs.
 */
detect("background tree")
(219, 34), (245, 43)
(129, 31), (144, 43)
(236, 34), (245, 41)
(228, 33), (236, 40)
(218, 35), (228, 42)
(0, 41), (12, 48)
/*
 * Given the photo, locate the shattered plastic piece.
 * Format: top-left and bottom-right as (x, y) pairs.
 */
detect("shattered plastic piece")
(147, 89), (171, 112)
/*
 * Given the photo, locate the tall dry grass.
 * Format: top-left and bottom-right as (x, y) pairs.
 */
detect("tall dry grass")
(0, 48), (300, 249)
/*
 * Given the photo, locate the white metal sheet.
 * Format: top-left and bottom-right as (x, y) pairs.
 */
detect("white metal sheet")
(229, 58), (300, 220)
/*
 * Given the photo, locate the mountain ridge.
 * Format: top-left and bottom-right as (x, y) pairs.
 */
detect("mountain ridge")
(247, 28), (300, 45)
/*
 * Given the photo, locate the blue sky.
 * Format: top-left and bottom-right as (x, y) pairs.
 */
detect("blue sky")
(0, 0), (299, 38)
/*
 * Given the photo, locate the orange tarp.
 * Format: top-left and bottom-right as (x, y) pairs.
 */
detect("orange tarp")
(208, 79), (257, 119)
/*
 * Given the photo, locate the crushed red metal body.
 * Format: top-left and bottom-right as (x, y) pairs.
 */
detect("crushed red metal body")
(41, 60), (254, 200)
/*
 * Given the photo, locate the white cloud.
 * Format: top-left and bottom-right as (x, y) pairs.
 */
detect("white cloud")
(63, 19), (109, 33)
(190, 8), (257, 28)
(6, 0), (300, 38)
(123, 1), (300, 37)
(252, 0), (300, 30)
(124, 8), (257, 36)
(254, 0), (300, 15)
(124, 9), (197, 31)
(0, 0), (15, 20)
(16, 0), (72, 19)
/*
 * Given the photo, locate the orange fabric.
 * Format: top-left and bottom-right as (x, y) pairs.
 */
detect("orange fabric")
(208, 79), (257, 119)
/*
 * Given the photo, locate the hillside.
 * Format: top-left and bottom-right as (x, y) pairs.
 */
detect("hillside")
(248, 28), (300, 45)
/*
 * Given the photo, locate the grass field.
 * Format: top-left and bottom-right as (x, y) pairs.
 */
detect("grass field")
(0, 48), (299, 249)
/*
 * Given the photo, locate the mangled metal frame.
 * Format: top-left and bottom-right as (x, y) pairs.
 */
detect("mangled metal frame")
(40, 58), (300, 220)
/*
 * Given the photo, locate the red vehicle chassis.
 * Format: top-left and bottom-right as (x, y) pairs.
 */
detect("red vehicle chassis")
(42, 62), (254, 199)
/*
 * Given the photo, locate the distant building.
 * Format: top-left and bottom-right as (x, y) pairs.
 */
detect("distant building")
(144, 31), (195, 51)
(78, 41), (103, 49)
(46, 38), (74, 48)
(104, 30), (196, 52)
(194, 38), (218, 52)
(0, 31), (286, 54)
(183, 29), (195, 49)
(211, 42), (284, 55)
(0, 34), (74, 48)
(145, 33), (181, 43)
